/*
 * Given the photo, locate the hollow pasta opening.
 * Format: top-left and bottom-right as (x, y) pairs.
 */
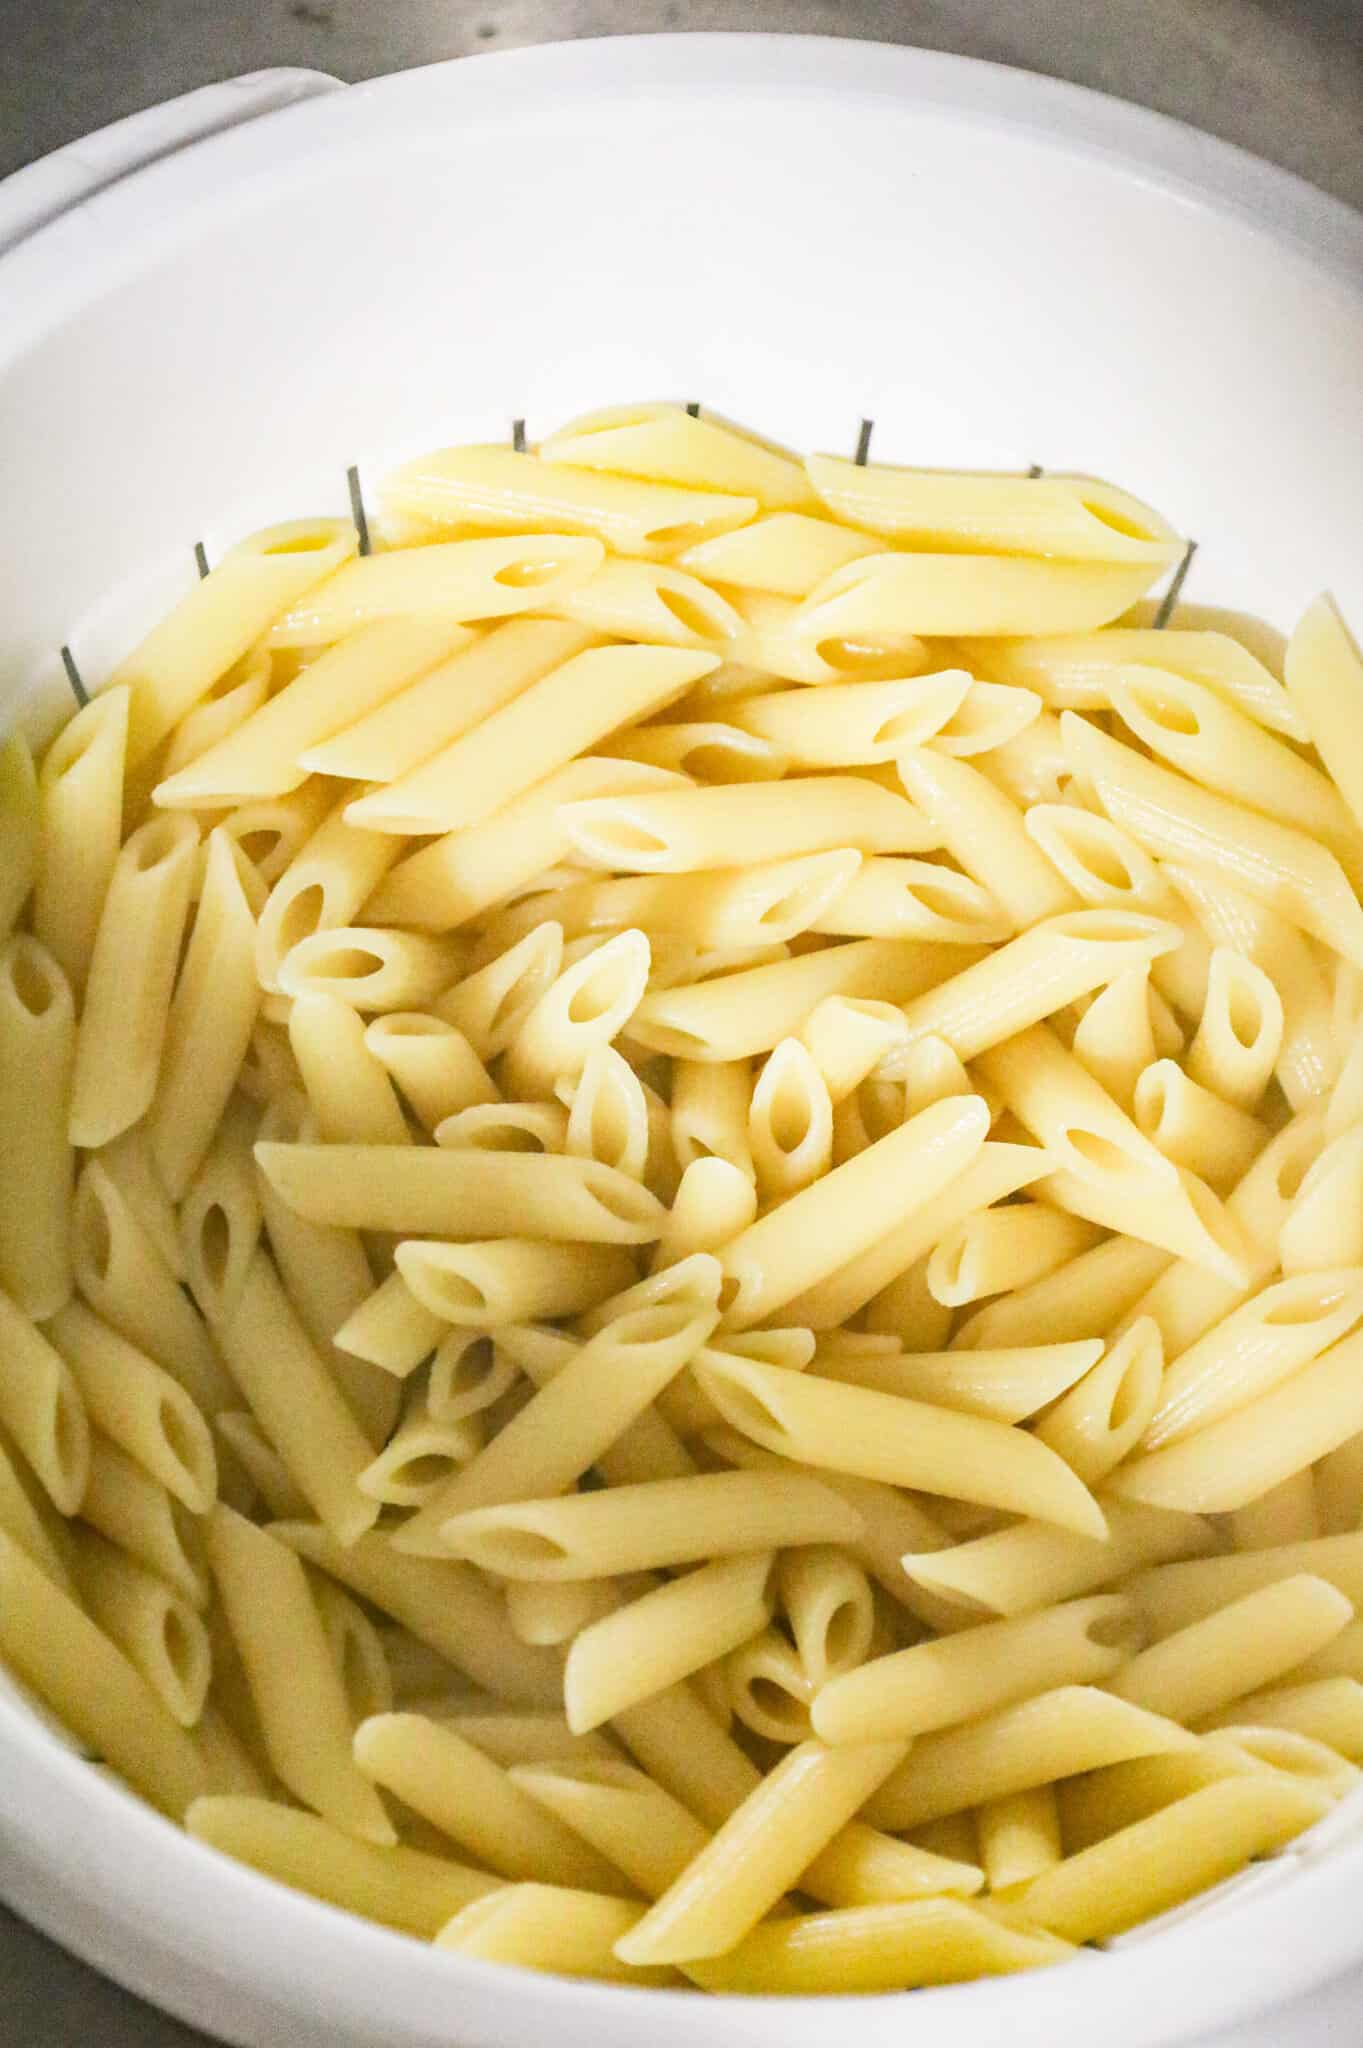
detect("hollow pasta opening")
(390, 1452), (459, 1491)
(198, 1204), (231, 1289)
(6, 941), (59, 1016)
(493, 554), (574, 589)
(132, 816), (189, 872)
(657, 589), (732, 641)
(822, 1598), (864, 1673)
(158, 1397), (204, 1487)
(75, 1178), (115, 1282)
(1262, 1279), (1354, 1327)
(1125, 685), (1200, 737)
(1063, 1127), (1139, 1178)
(273, 882), (327, 957)
(460, 1525), (572, 1569)
(1085, 1609), (1145, 1655)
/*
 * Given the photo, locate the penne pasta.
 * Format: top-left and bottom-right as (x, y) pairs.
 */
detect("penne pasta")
(187, 1795), (497, 1935)
(0, 734), (39, 944)
(33, 685), (128, 993)
(0, 936), (75, 1318)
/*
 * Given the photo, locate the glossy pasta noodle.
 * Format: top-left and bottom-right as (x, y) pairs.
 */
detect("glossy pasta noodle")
(2, 403), (1361, 1997)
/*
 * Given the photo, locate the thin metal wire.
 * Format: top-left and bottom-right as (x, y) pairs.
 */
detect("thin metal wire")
(346, 465), (371, 557)
(511, 418), (527, 453)
(854, 418), (874, 465)
(60, 645), (88, 708)
(1154, 538), (1198, 628)
(193, 540), (210, 579)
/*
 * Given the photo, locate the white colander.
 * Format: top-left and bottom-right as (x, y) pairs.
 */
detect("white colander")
(2, 34), (1363, 2048)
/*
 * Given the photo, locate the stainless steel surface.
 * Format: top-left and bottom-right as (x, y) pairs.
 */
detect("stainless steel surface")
(2, 4), (1361, 2042)
(3, 0), (1363, 205)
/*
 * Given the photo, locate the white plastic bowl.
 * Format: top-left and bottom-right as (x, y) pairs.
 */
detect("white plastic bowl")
(2, 33), (1363, 2048)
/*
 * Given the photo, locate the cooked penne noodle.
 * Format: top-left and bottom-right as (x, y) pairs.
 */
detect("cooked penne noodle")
(779, 1546), (875, 1689)
(368, 759), (688, 932)
(501, 929), (650, 1099)
(876, 909), (1182, 1074)
(813, 1594), (1141, 1745)
(0, 1288), (89, 1515)
(1285, 595), (1363, 834)
(1111, 1325), (1363, 1513)
(715, 1093), (991, 1327)
(0, 735), (38, 943)
(902, 1498), (1215, 1621)
(395, 1238), (636, 1329)
(71, 1526), (211, 1728)
(1061, 711), (1363, 967)
(1279, 1124), (1363, 1274)
(0, 1424), (77, 1596)
(805, 457), (1177, 560)
(274, 1521), (561, 1706)
(896, 748), (1075, 928)
(333, 1271), (453, 1377)
(385, 440), (758, 555)
(1070, 968), (1158, 1107)
(440, 1470), (862, 1581)
(564, 776), (935, 876)
(972, 628), (1303, 737)
(354, 1713), (627, 1892)
(215, 1411), (308, 1521)
(253, 803), (401, 995)
(729, 672), (972, 765)
(542, 403), (812, 508)
(747, 1038), (833, 1199)
(731, 585), (929, 685)
(1132, 1058), (1267, 1192)
(357, 1390), (481, 1509)
(562, 1045), (652, 1181)
(789, 1141), (1048, 1332)
(1141, 1268), (1363, 1450)
(436, 1101), (568, 1155)
(1108, 665), (1363, 880)
(33, 686), (127, 993)
(549, 557), (742, 650)
(278, 926), (462, 1014)
(0, 1528), (205, 1817)
(504, 1579), (612, 1648)
(394, 1287), (718, 1551)
(69, 813), (199, 1148)
(178, 1099), (263, 1329)
(926, 1203), (1101, 1308)
(363, 1015), (497, 1133)
(814, 1337), (1102, 1424)
(676, 509), (875, 594)
(155, 616), (478, 802)
(186, 1795), (496, 1934)
(252, 1095), (398, 1443)
(433, 924), (564, 1061)
(113, 521), (356, 763)
(214, 1251), (380, 1546)
(1031, 1319), (1164, 1487)
(692, 1895), (1069, 1994)
(1014, 1777), (1329, 1944)
(794, 546), (1169, 643)
(1197, 1678), (1363, 1758)
(1032, 1160), (1250, 1286)
(510, 1757), (711, 1897)
(809, 855), (1012, 945)
(953, 1233), (1171, 1351)
(47, 1301), (215, 1512)
(977, 1021), (1175, 1193)
(615, 1737), (907, 1965)
(346, 645), (714, 837)
(265, 532), (605, 648)
(976, 1784), (1061, 1890)
(0, 936), (75, 1318)
(697, 1352), (1105, 1536)
(562, 1554), (774, 1733)
(726, 1625), (815, 1743)
(207, 1506), (393, 1842)
(1108, 1573), (1353, 1723)
(1184, 947), (1284, 1112)
(435, 1885), (668, 1984)
(81, 1434), (208, 1607)
(255, 1142), (663, 1244)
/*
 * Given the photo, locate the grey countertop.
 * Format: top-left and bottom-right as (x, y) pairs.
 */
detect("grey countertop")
(2, 3), (1361, 2043)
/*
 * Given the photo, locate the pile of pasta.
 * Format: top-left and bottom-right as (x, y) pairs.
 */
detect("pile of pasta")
(5, 404), (1363, 1997)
